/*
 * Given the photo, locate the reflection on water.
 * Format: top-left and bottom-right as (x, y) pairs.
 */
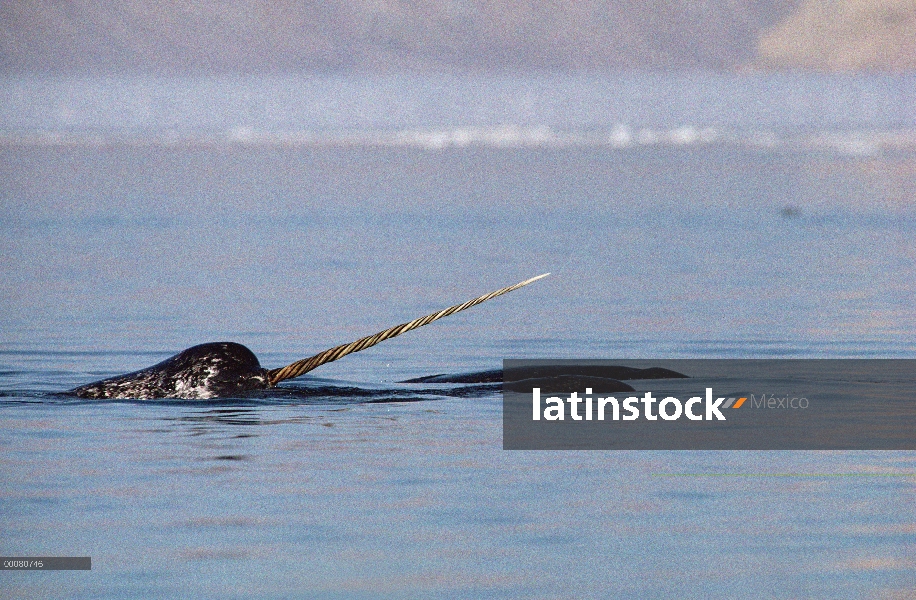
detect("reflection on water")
(1, 396), (914, 598)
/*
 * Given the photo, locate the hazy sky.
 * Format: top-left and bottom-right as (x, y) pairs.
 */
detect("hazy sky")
(0, 0), (811, 73)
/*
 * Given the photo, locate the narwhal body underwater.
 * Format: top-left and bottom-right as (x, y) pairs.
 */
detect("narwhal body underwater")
(72, 274), (551, 400)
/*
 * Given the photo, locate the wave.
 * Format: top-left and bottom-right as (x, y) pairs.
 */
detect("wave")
(2, 125), (915, 155)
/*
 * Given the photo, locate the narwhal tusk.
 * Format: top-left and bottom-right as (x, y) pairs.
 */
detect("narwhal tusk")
(266, 273), (550, 386)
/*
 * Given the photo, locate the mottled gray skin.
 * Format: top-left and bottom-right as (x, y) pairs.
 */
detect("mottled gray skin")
(71, 342), (269, 400)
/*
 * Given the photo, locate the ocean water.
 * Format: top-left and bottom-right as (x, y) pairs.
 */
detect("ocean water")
(1, 74), (915, 597)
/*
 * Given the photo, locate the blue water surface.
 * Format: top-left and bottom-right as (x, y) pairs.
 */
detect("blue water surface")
(1, 73), (915, 598)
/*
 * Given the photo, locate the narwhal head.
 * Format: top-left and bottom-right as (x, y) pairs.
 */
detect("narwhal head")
(71, 274), (550, 399)
(72, 342), (269, 399)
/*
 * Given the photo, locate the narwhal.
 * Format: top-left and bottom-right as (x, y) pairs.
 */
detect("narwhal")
(70, 274), (549, 400)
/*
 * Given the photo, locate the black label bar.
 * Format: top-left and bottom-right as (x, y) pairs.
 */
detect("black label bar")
(1, 557), (91, 570)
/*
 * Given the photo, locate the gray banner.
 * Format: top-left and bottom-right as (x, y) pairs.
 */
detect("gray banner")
(503, 360), (916, 450)
(1, 557), (91, 570)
